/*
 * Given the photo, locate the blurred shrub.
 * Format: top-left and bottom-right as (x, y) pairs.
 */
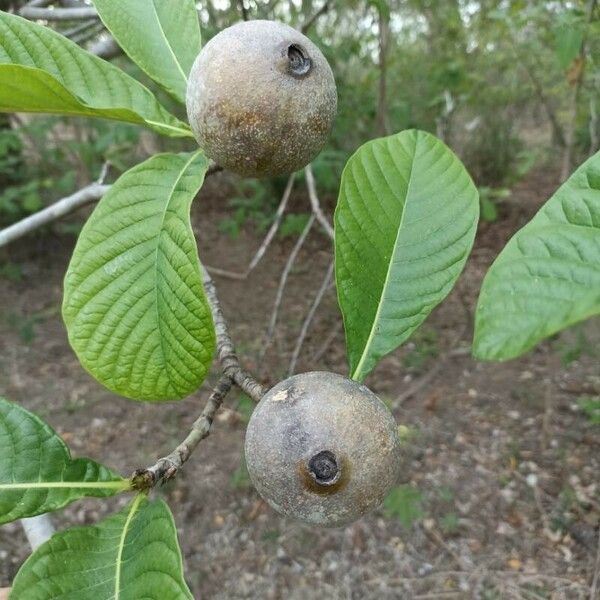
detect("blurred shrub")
(462, 115), (524, 187)
(0, 115), (140, 227)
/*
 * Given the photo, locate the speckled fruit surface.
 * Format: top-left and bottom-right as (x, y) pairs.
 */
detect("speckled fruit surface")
(186, 20), (337, 178)
(245, 371), (401, 527)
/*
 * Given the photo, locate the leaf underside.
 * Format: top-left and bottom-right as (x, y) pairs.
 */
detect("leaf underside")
(93, 0), (201, 103)
(0, 398), (128, 525)
(335, 129), (479, 381)
(0, 11), (190, 137)
(10, 496), (193, 600)
(473, 151), (600, 360)
(62, 152), (216, 401)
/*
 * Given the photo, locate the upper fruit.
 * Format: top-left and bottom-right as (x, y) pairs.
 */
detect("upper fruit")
(244, 371), (401, 527)
(186, 20), (337, 178)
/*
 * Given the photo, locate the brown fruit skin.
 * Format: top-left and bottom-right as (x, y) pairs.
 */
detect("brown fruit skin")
(186, 20), (337, 178)
(244, 371), (401, 527)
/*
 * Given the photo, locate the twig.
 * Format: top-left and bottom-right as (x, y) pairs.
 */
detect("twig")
(19, 6), (99, 20)
(201, 265), (265, 402)
(20, 514), (55, 551)
(312, 320), (343, 363)
(134, 266), (266, 488)
(394, 346), (470, 407)
(70, 19), (104, 45)
(288, 260), (334, 375)
(22, 0), (52, 8)
(0, 183), (109, 249)
(305, 164), (334, 239)
(205, 173), (295, 280)
(260, 214), (315, 362)
(133, 375), (233, 488)
(0, 162), (221, 249)
(61, 18), (97, 40)
(88, 35), (122, 59)
(301, 0), (332, 33)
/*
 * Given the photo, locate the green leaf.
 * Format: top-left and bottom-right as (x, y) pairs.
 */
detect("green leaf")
(555, 24), (583, 69)
(473, 151), (600, 361)
(0, 397), (129, 525)
(384, 484), (424, 528)
(10, 495), (193, 600)
(335, 129), (479, 381)
(63, 152), (216, 401)
(0, 12), (191, 137)
(93, 0), (201, 103)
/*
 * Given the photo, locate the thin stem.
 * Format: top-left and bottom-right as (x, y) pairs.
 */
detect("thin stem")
(288, 260), (334, 375)
(205, 173), (295, 280)
(201, 265), (265, 402)
(305, 164), (333, 239)
(0, 183), (110, 249)
(260, 214), (315, 363)
(20, 6), (99, 20)
(133, 375), (234, 488)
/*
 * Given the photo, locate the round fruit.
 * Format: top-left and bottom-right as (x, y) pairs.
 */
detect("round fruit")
(186, 20), (337, 178)
(244, 371), (401, 527)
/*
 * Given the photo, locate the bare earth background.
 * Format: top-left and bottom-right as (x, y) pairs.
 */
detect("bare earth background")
(1, 167), (599, 599)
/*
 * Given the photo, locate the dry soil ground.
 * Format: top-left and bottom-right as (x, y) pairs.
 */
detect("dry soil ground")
(0, 167), (599, 599)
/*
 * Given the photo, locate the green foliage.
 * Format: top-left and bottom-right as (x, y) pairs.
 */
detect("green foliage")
(0, 12), (190, 137)
(554, 324), (598, 365)
(439, 512), (460, 534)
(479, 187), (511, 223)
(0, 398), (129, 525)
(554, 23), (583, 69)
(218, 179), (279, 239)
(93, 0), (201, 103)
(230, 458), (251, 490)
(335, 129), (479, 381)
(384, 484), (424, 528)
(402, 327), (439, 372)
(0, 260), (21, 281)
(578, 396), (600, 424)
(236, 395), (255, 424)
(0, 113), (141, 226)
(62, 152), (216, 401)
(10, 495), (193, 600)
(462, 116), (524, 187)
(474, 150), (600, 360)
(279, 213), (310, 239)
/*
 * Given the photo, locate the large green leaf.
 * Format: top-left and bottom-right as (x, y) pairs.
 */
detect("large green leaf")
(93, 0), (201, 103)
(10, 495), (193, 600)
(473, 151), (600, 360)
(335, 129), (479, 381)
(63, 152), (216, 402)
(0, 11), (191, 137)
(0, 398), (129, 525)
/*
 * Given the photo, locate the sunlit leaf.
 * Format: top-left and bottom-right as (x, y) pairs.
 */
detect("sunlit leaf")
(0, 11), (191, 137)
(63, 152), (216, 401)
(93, 0), (201, 103)
(474, 151), (600, 360)
(335, 129), (479, 381)
(0, 398), (129, 525)
(10, 496), (193, 600)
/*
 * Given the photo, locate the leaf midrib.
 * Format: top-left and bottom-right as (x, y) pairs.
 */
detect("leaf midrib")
(114, 494), (144, 599)
(152, 152), (201, 392)
(352, 133), (418, 381)
(150, 0), (188, 88)
(0, 481), (129, 490)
